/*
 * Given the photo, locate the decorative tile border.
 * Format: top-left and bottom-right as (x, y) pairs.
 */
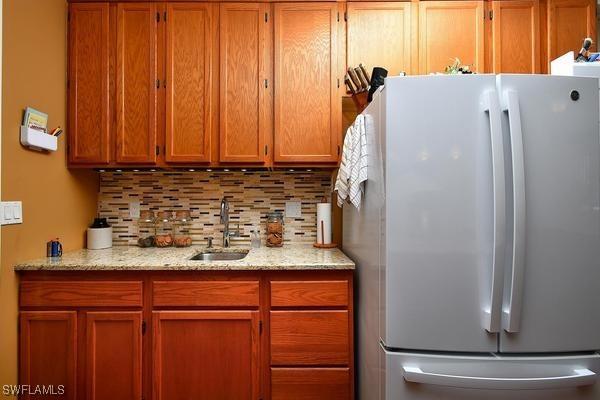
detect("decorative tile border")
(98, 171), (333, 246)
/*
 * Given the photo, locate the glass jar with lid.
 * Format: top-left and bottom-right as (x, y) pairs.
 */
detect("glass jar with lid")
(173, 210), (193, 247)
(154, 211), (174, 247)
(266, 212), (284, 247)
(137, 210), (156, 248)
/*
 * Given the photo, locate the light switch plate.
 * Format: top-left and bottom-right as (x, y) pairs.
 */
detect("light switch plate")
(285, 201), (302, 218)
(0, 201), (23, 225)
(129, 201), (141, 219)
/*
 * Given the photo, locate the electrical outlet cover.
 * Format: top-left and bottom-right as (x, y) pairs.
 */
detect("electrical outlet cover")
(129, 201), (141, 219)
(285, 201), (302, 218)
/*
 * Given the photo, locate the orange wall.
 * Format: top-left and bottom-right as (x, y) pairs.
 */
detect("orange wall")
(0, 0), (98, 383)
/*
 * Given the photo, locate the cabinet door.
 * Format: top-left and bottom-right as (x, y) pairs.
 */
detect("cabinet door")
(165, 3), (217, 163)
(548, 0), (596, 61)
(220, 3), (271, 163)
(492, 0), (540, 73)
(274, 3), (341, 163)
(419, 1), (485, 74)
(85, 312), (142, 400)
(19, 312), (77, 400)
(116, 2), (157, 164)
(271, 368), (350, 400)
(153, 311), (260, 400)
(68, 3), (110, 165)
(347, 2), (413, 76)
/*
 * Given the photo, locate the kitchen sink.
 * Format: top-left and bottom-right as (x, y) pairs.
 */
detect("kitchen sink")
(190, 251), (248, 261)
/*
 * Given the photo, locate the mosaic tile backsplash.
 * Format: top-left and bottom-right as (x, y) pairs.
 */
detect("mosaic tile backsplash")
(98, 171), (333, 246)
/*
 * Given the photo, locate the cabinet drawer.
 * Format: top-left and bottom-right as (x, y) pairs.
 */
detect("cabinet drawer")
(271, 368), (350, 400)
(270, 280), (348, 307)
(20, 281), (143, 307)
(153, 281), (259, 307)
(271, 310), (349, 366)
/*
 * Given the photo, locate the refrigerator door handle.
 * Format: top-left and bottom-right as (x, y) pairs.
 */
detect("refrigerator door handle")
(482, 90), (506, 333)
(502, 90), (526, 333)
(402, 366), (596, 390)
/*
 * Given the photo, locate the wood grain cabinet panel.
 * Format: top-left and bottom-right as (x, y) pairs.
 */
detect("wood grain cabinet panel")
(547, 0), (596, 62)
(419, 1), (485, 74)
(20, 281), (143, 308)
(165, 3), (217, 163)
(271, 310), (349, 366)
(153, 311), (260, 400)
(153, 280), (260, 307)
(220, 3), (271, 163)
(492, 0), (540, 73)
(347, 2), (413, 76)
(68, 3), (110, 165)
(270, 280), (348, 307)
(273, 3), (341, 163)
(85, 312), (142, 400)
(19, 312), (77, 400)
(271, 368), (350, 400)
(116, 2), (157, 164)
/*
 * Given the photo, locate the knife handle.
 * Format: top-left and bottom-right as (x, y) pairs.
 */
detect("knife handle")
(347, 68), (363, 91)
(359, 63), (371, 84)
(355, 67), (370, 90)
(345, 75), (357, 95)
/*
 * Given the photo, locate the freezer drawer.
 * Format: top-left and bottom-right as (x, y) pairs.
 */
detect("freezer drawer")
(384, 347), (600, 400)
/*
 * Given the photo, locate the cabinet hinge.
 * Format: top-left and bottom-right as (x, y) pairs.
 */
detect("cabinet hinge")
(337, 12), (340, 22)
(156, 146), (160, 156)
(264, 79), (268, 89)
(156, 79), (160, 89)
(344, 11), (348, 22)
(265, 12), (268, 23)
(337, 145), (341, 156)
(489, 10), (493, 20)
(156, 12), (160, 23)
(337, 78), (340, 88)
(142, 321), (147, 335)
(265, 145), (268, 156)
(259, 320), (263, 334)
(164, 11), (167, 22)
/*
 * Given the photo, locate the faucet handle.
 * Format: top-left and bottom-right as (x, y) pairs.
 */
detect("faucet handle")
(206, 237), (213, 248)
(233, 223), (241, 237)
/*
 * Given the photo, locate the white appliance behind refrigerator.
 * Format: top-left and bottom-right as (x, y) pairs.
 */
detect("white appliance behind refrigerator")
(344, 74), (600, 400)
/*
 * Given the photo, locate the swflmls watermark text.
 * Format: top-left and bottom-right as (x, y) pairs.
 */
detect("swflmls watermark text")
(2, 385), (65, 397)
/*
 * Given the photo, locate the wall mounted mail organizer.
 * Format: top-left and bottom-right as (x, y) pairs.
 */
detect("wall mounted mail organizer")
(20, 107), (60, 152)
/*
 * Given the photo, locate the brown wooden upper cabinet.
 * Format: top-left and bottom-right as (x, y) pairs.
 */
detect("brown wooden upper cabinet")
(219, 3), (271, 164)
(116, 2), (158, 164)
(68, 3), (110, 165)
(347, 2), (413, 76)
(419, 1), (485, 74)
(547, 0), (596, 63)
(273, 3), (341, 164)
(166, 3), (218, 163)
(491, 0), (540, 73)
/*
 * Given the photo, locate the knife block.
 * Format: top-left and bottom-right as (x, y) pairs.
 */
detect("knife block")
(350, 91), (369, 114)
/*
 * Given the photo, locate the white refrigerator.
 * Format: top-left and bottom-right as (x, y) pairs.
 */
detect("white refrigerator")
(343, 74), (600, 400)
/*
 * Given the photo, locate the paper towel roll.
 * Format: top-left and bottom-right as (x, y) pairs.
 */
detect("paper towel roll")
(316, 203), (332, 244)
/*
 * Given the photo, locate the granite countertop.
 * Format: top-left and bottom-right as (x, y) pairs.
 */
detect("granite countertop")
(14, 244), (355, 271)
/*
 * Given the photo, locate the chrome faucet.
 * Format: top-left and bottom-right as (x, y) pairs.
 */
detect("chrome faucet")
(220, 197), (239, 247)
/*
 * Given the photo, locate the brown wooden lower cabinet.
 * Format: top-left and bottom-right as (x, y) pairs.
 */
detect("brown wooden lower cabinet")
(18, 271), (353, 399)
(19, 311), (77, 400)
(271, 368), (351, 400)
(153, 310), (260, 400)
(85, 312), (142, 400)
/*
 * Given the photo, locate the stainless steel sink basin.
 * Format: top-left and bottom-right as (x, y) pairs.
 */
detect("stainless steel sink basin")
(190, 251), (248, 261)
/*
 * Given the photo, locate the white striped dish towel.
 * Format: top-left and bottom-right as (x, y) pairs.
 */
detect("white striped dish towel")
(335, 114), (369, 210)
